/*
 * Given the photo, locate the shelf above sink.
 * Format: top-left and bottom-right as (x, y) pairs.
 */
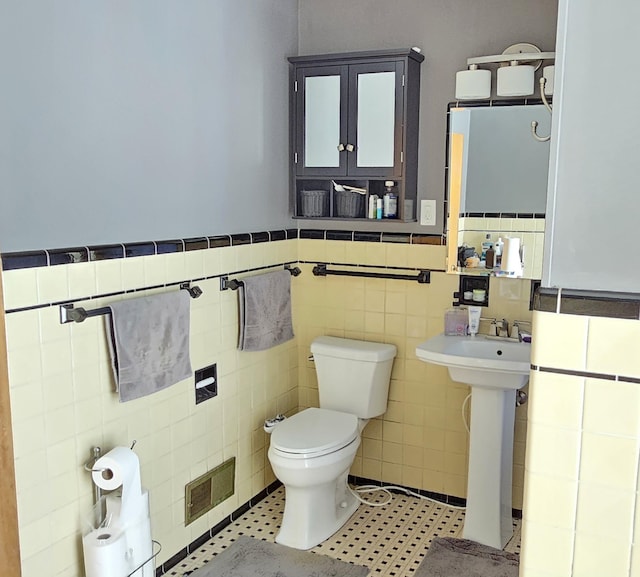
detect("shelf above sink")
(415, 333), (531, 390)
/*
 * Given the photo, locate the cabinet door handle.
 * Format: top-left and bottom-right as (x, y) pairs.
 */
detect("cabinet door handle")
(346, 143), (355, 152)
(337, 144), (345, 152)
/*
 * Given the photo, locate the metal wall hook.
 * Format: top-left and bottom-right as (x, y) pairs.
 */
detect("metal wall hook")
(531, 77), (552, 142)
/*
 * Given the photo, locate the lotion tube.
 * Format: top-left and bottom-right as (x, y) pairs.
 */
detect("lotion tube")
(468, 306), (482, 336)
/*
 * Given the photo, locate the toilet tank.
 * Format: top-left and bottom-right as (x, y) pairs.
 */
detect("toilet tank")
(311, 336), (397, 418)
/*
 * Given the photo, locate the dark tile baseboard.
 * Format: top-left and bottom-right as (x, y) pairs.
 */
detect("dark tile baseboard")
(156, 480), (282, 576)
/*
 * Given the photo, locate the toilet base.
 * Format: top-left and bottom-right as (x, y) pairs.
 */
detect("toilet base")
(275, 469), (359, 550)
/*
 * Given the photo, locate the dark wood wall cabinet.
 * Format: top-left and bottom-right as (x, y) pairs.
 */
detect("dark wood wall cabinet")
(289, 48), (424, 222)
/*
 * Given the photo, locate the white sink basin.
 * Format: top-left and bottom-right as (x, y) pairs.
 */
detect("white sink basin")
(416, 333), (531, 390)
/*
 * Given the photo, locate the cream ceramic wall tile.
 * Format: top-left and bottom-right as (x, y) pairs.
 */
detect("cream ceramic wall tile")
(36, 265), (69, 304)
(2, 269), (39, 309)
(519, 520), (575, 576)
(94, 258), (123, 295)
(586, 317), (640, 379)
(525, 423), (581, 479)
(572, 533), (632, 577)
(583, 377), (640, 437)
(407, 245), (446, 270)
(527, 371), (584, 430)
(579, 432), (639, 490)
(165, 251), (187, 284)
(67, 262), (97, 300)
(385, 243), (409, 268)
(576, 483), (635, 540)
(299, 238), (326, 263)
(325, 240), (347, 263)
(521, 473), (573, 530)
(532, 311), (588, 371)
(142, 253), (166, 287)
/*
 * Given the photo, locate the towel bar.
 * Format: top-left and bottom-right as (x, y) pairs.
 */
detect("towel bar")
(59, 282), (202, 324)
(312, 264), (431, 283)
(220, 265), (301, 291)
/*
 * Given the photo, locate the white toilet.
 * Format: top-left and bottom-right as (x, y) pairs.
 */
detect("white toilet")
(268, 335), (397, 550)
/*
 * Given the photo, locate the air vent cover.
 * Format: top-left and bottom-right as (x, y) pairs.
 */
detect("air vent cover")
(185, 457), (235, 525)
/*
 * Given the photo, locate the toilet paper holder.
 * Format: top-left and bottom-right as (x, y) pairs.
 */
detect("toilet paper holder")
(84, 441), (138, 504)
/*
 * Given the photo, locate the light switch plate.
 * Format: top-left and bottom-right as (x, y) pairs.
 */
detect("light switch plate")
(420, 199), (436, 226)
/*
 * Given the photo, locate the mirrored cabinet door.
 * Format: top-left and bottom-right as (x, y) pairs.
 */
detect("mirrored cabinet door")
(295, 66), (348, 176)
(348, 61), (403, 177)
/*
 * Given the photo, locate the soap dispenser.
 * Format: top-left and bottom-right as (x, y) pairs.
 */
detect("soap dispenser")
(382, 181), (398, 218)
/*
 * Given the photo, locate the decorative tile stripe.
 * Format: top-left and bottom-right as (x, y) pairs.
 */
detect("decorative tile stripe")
(533, 363), (640, 383)
(534, 287), (640, 319)
(1, 228), (441, 272)
(459, 212), (546, 219)
(4, 261), (299, 315)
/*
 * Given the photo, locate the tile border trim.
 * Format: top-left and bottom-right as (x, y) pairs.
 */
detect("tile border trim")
(532, 364), (640, 384)
(533, 287), (640, 320)
(1, 229), (444, 272)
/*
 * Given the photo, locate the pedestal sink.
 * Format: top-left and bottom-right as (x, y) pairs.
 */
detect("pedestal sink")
(416, 333), (531, 549)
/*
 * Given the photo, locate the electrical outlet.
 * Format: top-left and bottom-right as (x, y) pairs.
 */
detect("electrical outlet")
(420, 199), (436, 226)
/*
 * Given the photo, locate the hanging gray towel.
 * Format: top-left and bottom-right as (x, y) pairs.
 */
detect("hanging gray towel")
(106, 291), (192, 402)
(238, 269), (294, 351)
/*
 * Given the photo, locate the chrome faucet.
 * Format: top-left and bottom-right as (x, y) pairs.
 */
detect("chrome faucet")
(498, 318), (509, 338)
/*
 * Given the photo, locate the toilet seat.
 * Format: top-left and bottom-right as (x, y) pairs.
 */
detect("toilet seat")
(270, 407), (358, 459)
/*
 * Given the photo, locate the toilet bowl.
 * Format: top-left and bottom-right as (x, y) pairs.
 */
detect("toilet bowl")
(268, 407), (361, 549)
(267, 336), (396, 550)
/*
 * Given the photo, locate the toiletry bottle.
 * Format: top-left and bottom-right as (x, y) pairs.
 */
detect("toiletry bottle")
(481, 233), (493, 261)
(445, 305), (467, 336)
(382, 181), (398, 218)
(376, 197), (383, 219)
(494, 237), (504, 266)
(486, 246), (495, 268)
(368, 195), (378, 219)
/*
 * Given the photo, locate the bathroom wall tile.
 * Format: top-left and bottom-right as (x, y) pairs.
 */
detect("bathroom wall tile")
(3, 308), (40, 352)
(519, 520), (574, 576)
(18, 516), (51, 559)
(36, 265), (69, 304)
(8, 381), (44, 421)
(576, 483), (635, 540)
(142, 253), (166, 287)
(67, 262), (97, 300)
(527, 371), (584, 430)
(406, 244), (446, 270)
(579, 432), (639, 490)
(523, 471), (577, 529)
(586, 316), (640, 379)
(94, 258), (123, 295)
(583, 377), (640, 437)
(572, 533), (632, 577)
(531, 311), (588, 371)
(2, 269), (39, 309)
(525, 423), (581, 480)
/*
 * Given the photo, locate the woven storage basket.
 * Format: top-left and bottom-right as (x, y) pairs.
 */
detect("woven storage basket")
(335, 190), (365, 218)
(301, 190), (328, 217)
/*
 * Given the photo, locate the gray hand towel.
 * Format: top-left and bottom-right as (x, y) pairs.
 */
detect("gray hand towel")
(238, 269), (294, 351)
(106, 291), (192, 402)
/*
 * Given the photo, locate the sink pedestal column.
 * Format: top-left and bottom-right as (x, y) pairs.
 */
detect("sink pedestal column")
(462, 387), (516, 549)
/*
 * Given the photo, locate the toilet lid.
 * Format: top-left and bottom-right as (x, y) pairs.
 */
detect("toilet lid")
(270, 408), (359, 457)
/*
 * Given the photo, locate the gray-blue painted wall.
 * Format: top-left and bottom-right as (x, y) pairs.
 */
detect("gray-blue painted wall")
(1, 1), (298, 252)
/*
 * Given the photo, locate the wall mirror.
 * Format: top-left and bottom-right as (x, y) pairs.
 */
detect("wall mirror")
(445, 103), (551, 279)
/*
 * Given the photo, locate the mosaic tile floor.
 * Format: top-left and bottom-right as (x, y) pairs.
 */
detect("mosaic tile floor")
(167, 486), (521, 577)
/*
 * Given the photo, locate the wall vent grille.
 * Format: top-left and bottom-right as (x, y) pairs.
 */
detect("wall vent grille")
(185, 457), (235, 525)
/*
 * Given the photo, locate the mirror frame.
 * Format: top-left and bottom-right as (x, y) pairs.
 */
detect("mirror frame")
(444, 99), (550, 279)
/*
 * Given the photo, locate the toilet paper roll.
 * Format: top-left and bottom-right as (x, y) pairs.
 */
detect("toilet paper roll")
(83, 517), (154, 577)
(83, 527), (130, 577)
(501, 237), (523, 275)
(92, 447), (144, 527)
